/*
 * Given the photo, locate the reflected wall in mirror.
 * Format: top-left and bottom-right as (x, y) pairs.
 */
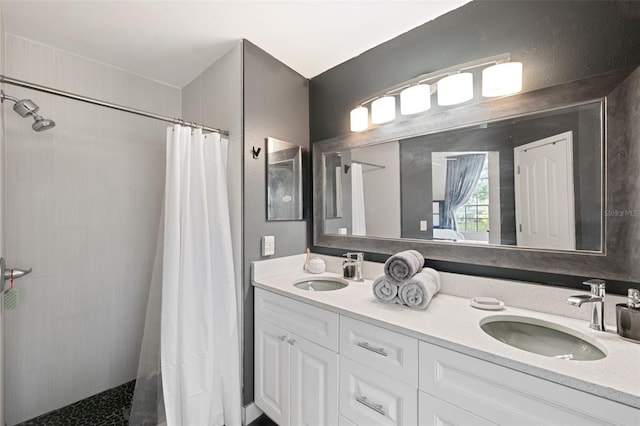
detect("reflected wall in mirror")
(267, 137), (303, 221)
(323, 101), (602, 252)
(324, 152), (343, 219)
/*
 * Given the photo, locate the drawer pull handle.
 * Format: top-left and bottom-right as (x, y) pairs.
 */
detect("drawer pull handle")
(356, 396), (386, 416)
(278, 335), (287, 341)
(357, 341), (388, 356)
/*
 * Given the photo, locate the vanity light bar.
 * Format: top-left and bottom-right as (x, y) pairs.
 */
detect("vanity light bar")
(349, 53), (523, 132)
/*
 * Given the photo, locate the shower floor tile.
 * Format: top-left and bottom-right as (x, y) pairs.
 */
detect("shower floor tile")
(16, 380), (134, 426)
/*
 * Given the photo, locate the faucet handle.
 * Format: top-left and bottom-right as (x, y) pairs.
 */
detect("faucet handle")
(344, 252), (364, 261)
(583, 279), (606, 288)
(584, 279), (605, 296)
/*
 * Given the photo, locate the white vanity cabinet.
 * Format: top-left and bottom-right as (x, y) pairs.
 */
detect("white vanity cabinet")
(254, 287), (640, 426)
(254, 288), (339, 426)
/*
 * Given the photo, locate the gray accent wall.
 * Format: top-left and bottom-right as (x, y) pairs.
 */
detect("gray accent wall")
(310, 0), (640, 142)
(243, 41), (310, 404)
(310, 0), (640, 284)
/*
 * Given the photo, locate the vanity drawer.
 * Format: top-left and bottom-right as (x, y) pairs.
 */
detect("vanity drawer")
(340, 356), (417, 426)
(419, 342), (640, 425)
(255, 288), (339, 351)
(418, 392), (493, 426)
(340, 316), (418, 387)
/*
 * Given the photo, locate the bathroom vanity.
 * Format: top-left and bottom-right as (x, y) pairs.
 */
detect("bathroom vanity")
(252, 255), (640, 426)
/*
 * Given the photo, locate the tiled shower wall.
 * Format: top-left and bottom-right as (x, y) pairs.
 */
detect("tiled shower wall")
(3, 34), (181, 425)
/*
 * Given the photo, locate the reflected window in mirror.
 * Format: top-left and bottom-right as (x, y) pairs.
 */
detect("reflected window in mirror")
(432, 152), (492, 244)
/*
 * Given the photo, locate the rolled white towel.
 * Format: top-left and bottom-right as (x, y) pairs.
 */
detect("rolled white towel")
(384, 250), (424, 281)
(372, 274), (401, 304)
(398, 268), (441, 310)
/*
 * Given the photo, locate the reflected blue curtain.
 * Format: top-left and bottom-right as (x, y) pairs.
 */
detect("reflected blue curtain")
(442, 154), (486, 230)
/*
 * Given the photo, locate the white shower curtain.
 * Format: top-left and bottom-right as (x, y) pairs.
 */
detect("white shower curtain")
(130, 125), (241, 426)
(351, 162), (367, 236)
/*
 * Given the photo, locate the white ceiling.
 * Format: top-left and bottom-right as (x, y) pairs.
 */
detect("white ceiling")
(2, 0), (468, 88)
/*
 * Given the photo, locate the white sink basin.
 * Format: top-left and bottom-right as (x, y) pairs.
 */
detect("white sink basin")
(480, 315), (607, 361)
(293, 276), (348, 292)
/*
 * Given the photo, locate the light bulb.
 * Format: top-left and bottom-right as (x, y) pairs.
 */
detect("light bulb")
(437, 73), (473, 106)
(371, 96), (396, 124)
(350, 106), (368, 132)
(482, 62), (523, 97)
(400, 84), (431, 115)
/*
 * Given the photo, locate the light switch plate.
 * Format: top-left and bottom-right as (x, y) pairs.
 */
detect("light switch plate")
(262, 235), (275, 256)
(420, 220), (428, 231)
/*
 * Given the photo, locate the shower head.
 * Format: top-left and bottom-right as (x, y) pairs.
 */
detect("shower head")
(31, 115), (56, 132)
(1, 90), (56, 132)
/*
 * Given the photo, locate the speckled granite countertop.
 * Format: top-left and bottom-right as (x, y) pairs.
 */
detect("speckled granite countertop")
(252, 255), (640, 409)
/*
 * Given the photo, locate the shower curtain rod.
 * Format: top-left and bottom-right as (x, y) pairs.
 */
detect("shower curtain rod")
(0, 75), (229, 136)
(344, 160), (386, 173)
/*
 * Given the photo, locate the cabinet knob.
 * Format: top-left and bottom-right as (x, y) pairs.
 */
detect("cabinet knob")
(287, 339), (296, 345)
(278, 335), (287, 341)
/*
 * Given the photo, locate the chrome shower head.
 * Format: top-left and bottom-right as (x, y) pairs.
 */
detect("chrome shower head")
(31, 115), (56, 132)
(1, 90), (55, 132)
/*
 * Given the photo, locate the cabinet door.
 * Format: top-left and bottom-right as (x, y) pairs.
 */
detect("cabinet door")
(290, 334), (339, 426)
(418, 392), (494, 426)
(255, 318), (290, 426)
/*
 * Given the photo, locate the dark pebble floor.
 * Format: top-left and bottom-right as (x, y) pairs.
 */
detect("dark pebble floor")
(16, 380), (134, 426)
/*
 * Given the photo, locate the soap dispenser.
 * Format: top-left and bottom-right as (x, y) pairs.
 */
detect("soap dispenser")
(616, 288), (640, 343)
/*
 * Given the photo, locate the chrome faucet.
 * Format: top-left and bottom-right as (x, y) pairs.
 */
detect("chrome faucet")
(344, 252), (364, 282)
(567, 279), (606, 331)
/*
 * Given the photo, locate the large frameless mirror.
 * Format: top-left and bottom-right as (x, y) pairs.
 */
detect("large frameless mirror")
(267, 137), (304, 221)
